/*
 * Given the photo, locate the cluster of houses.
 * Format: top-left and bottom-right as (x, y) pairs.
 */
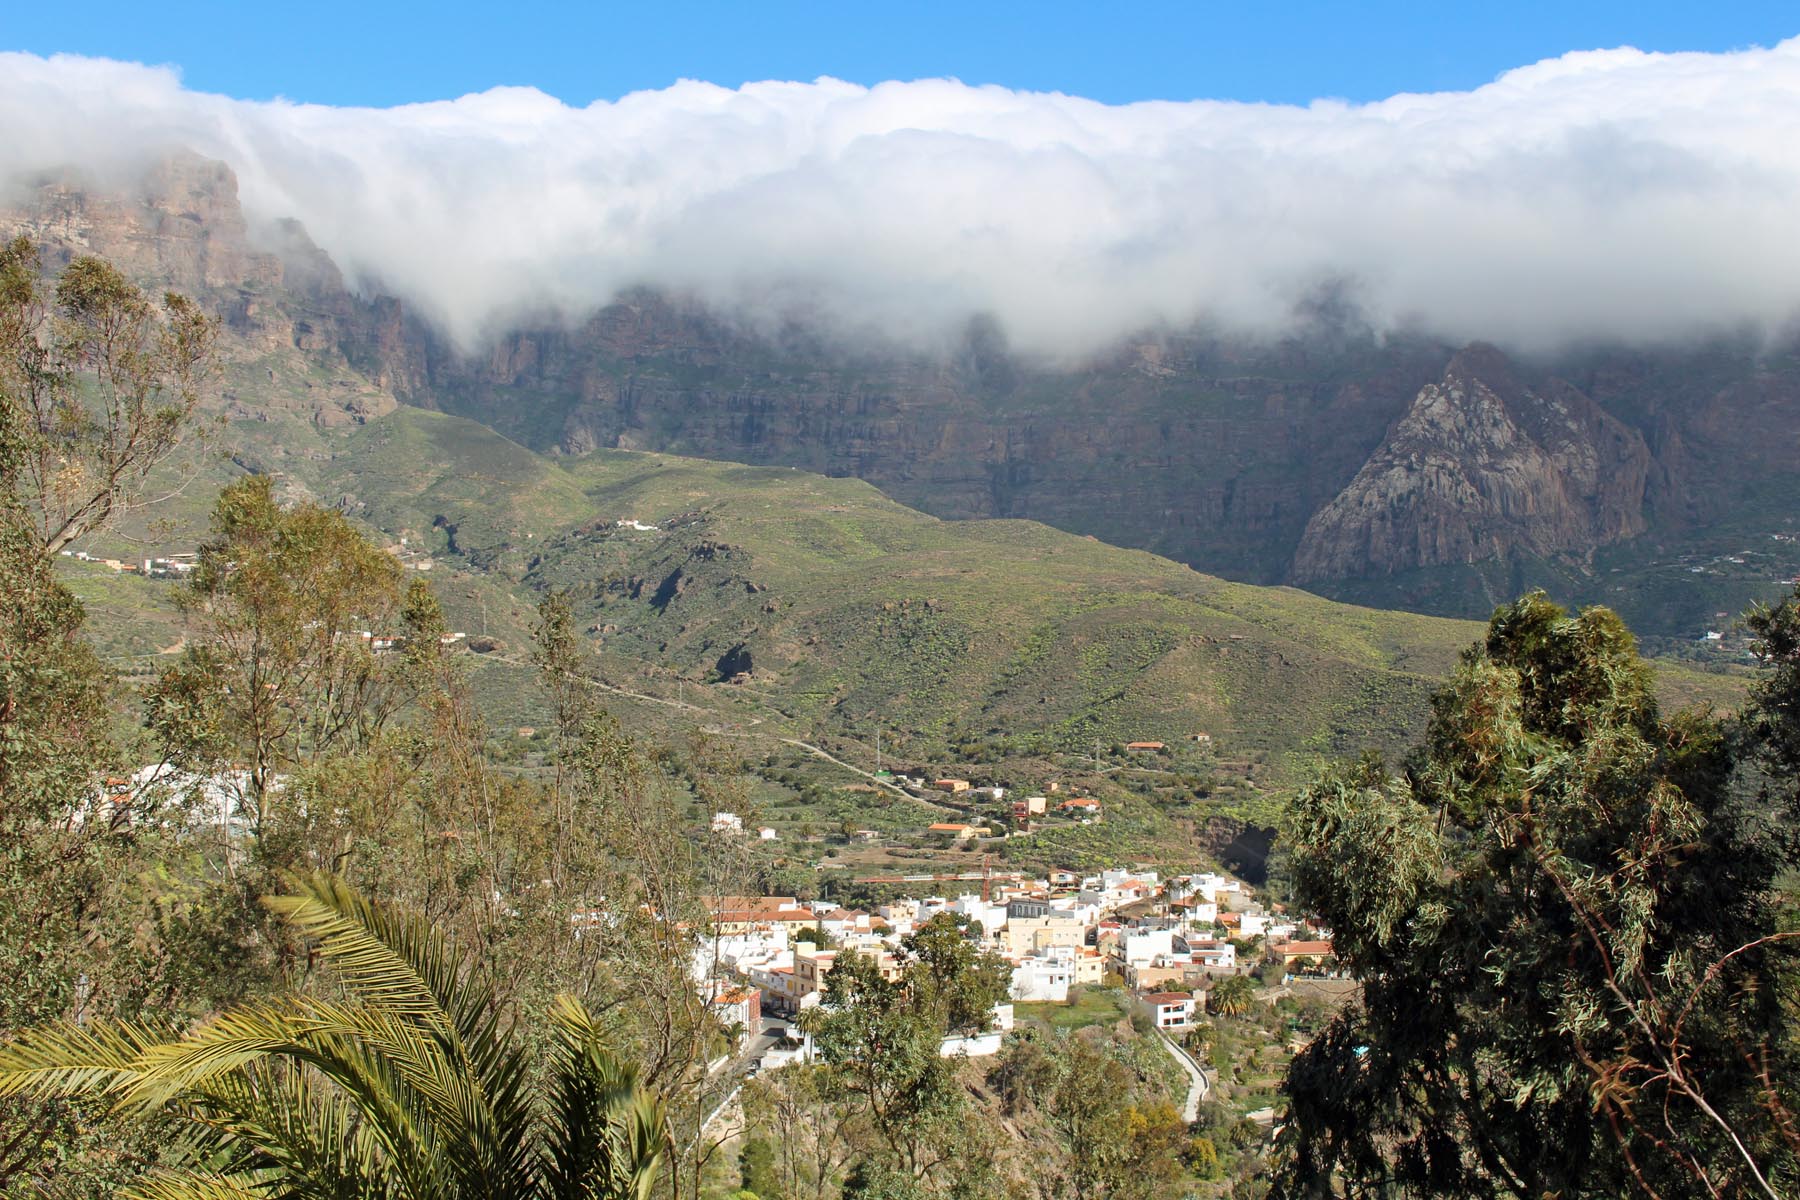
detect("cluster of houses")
(885, 779), (1105, 835)
(324, 627), (468, 654)
(59, 549), (198, 577)
(710, 811), (780, 840)
(387, 537), (436, 572)
(63, 540), (444, 580)
(692, 867), (1336, 1068)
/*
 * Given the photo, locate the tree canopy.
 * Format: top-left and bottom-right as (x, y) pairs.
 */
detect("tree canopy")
(1274, 591), (1800, 1199)
(146, 474), (414, 831)
(804, 913), (1010, 1194)
(0, 236), (216, 555)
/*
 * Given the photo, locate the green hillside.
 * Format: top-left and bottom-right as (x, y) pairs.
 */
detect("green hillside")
(64, 403), (1748, 837)
(524, 447), (1471, 776)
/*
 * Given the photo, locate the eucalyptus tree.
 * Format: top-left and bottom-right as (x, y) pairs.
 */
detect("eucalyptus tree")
(147, 475), (415, 834)
(1746, 582), (1800, 834)
(1274, 593), (1800, 1199)
(0, 236), (216, 555)
(806, 913), (1010, 1192)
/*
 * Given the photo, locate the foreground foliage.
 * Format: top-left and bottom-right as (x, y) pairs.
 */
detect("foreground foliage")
(1276, 591), (1800, 1199)
(0, 235), (216, 555)
(0, 873), (670, 1200)
(803, 914), (1012, 1197)
(988, 1024), (1193, 1199)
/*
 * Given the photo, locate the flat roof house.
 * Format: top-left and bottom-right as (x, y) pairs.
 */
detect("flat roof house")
(1139, 990), (1197, 1030)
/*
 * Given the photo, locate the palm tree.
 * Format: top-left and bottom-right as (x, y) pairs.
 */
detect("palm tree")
(1206, 974), (1255, 1018)
(0, 873), (671, 1200)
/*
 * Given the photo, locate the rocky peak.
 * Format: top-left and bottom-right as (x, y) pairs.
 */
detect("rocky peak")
(4, 152), (286, 295)
(0, 153), (400, 427)
(1291, 345), (1651, 582)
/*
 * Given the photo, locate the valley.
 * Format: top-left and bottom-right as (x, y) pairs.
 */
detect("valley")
(8, 30), (1800, 1200)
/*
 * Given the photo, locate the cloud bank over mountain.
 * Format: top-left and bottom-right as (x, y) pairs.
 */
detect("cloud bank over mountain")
(4, 41), (1800, 358)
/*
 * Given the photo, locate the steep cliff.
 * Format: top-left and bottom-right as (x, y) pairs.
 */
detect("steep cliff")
(2, 155), (398, 429)
(1292, 346), (1652, 581)
(394, 306), (1450, 583)
(5, 154), (1797, 635)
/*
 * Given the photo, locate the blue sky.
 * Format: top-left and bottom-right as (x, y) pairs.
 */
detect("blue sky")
(5, 0), (1796, 106)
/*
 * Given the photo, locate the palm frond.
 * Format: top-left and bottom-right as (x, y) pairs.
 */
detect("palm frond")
(0, 1017), (166, 1099)
(266, 875), (539, 1193)
(182, 1064), (402, 1200)
(0, 876), (673, 1200)
(542, 995), (669, 1200)
(164, 1009), (458, 1198)
(263, 873), (463, 1034)
(268, 873), (527, 1161)
(122, 1171), (270, 1200)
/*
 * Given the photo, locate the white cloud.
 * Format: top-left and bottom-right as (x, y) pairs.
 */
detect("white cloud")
(3, 42), (1800, 358)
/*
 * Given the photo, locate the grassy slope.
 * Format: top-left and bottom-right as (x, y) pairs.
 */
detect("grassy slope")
(525, 446), (1472, 776)
(66, 404), (1750, 828)
(535, 435), (1743, 776)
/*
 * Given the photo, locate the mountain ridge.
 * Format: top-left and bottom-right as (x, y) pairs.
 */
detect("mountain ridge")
(6, 153), (1797, 639)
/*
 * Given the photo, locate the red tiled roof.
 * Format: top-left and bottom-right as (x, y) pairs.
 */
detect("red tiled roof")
(713, 908), (819, 923)
(1283, 940), (1334, 956)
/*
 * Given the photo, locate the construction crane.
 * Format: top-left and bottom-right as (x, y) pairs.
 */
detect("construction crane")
(853, 854), (1023, 902)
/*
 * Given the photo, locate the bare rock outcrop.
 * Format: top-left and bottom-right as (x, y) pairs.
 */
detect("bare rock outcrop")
(1, 155), (399, 426)
(1292, 345), (1651, 582)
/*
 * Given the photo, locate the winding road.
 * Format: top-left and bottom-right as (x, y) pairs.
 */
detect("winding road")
(1156, 1028), (1211, 1123)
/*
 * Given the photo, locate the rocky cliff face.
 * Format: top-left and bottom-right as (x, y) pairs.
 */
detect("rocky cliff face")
(5, 154), (1797, 630)
(1292, 346), (1652, 581)
(11, 153), (283, 296)
(394, 308), (1449, 583)
(1, 156), (397, 428)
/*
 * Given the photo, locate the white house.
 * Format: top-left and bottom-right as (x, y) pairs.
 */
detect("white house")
(939, 1002), (1015, 1058)
(102, 764), (268, 840)
(1009, 952), (1074, 1003)
(1187, 939), (1237, 971)
(817, 907), (877, 940)
(1120, 928), (1176, 968)
(949, 895), (1009, 937)
(758, 1028), (818, 1071)
(1140, 991), (1197, 1030)
(1174, 899), (1220, 926)
(1050, 895), (1102, 927)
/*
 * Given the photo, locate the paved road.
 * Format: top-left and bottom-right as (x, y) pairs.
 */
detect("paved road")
(699, 1017), (794, 1136)
(1157, 1028), (1211, 1123)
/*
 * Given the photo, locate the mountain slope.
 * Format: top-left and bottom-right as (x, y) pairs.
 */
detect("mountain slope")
(60, 396), (1748, 828)
(7, 154), (1797, 641)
